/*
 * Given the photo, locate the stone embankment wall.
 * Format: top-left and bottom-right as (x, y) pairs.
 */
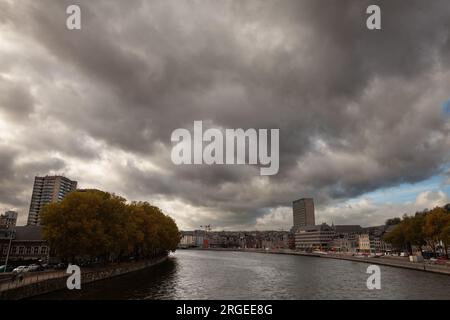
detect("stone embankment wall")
(0, 255), (168, 300)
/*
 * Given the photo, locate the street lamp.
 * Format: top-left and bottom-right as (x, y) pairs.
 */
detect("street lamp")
(3, 228), (14, 273)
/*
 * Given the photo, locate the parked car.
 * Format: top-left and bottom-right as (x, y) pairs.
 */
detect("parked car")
(56, 263), (68, 270)
(12, 266), (29, 273)
(46, 263), (59, 270)
(27, 264), (42, 272)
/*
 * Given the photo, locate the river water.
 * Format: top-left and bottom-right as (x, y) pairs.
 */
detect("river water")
(37, 250), (450, 300)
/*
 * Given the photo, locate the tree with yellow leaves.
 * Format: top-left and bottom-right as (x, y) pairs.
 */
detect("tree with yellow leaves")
(41, 190), (180, 263)
(423, 207), (450, 258)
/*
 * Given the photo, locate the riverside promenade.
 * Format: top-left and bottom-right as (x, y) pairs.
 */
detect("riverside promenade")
(0, 255), (168, 300)
(192, 248), (450, 275)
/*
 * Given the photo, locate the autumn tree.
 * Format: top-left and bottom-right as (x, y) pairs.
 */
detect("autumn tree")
(384, 206), (450, 257)
(385, 217), (401, 226)
(423, 207), (450, 258)
(384, 221), (407, 252)
(384, 213), (426, 254)
(41, 190), (180, 263)
(128, 202), (180, 258)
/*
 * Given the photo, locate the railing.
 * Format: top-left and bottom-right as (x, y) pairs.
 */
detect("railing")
(0, 270), (67, 292)
(0, 256), (169, 294)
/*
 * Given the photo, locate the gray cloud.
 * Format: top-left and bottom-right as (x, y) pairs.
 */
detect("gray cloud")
(0, 77), (34, 120)
(0, 0), (449, 228)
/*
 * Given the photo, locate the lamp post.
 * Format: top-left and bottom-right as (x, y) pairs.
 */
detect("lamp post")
(3, 228), (14, 273)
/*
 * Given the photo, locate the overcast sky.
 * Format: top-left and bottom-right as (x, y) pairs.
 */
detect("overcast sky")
(1, 0), (450, 230)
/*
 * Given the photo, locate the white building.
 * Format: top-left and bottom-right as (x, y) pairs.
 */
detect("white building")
(295, 224), (335, 250)
(179, 231), (196, 248)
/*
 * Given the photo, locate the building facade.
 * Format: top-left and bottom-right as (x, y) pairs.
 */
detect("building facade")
(357, 234), (371, 253)
(0, 211), (18, 229)
(0, 226), (50, 264)
(27, 175), (77, 226)
(295, 224), (335, 250)
(179, 231), (196, 248)
(331, 225), (362, 253)
(292, 198), (315, 231)
(178, 230), (290, 250)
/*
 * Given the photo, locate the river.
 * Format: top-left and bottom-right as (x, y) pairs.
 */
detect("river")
(36, 250), (450, 300)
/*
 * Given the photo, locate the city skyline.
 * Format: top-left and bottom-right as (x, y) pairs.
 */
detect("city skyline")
(1, 1), (450, 231)
(2, 173), (449, 231)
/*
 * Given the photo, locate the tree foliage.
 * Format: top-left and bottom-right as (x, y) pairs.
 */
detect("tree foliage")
(385, 217), (401, 226)
(41, 190), (180, 262)
(423, 207), (450, 256)
(384, 205), (450, 257)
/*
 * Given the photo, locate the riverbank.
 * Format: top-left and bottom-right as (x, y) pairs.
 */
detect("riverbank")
(187, 248), (450, 275)
(33, 250), (450, 299)
(0, 255), (168, 300)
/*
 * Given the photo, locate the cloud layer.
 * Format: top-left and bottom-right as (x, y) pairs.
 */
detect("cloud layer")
(0, 0), (449, 229)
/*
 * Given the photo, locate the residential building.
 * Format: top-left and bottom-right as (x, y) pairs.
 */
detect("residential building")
(0, 226), (50, 263)
(358, 234), (371, 253)
(0, 211), (18, 229)
(178, 230), (290, 249)
(292, 198), (315, 231)
(27, 175), (77, 226)
(363, 225), (394, 253)
(179, 231), (196, 248)
(0, 228), (14, 241)
(194, 230), (206, 248)
(295, 224), (335, 250)
(331, 225), (362, 253)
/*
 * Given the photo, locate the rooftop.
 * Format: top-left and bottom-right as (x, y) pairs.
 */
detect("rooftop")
(296, 223), (333, 232)
(14, 226), (44, 241)
(333, 225), (363, 234)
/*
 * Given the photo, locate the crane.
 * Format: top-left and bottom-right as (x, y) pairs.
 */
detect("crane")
(199, 225), (212, 248)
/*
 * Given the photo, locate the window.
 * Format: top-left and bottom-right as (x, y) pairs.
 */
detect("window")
(40, 246), (48, 254)
(2, 246), (7, 255)
(26, 246), (32, 255)
(33, 247), (39, 254)
(18, 246), (24, 255)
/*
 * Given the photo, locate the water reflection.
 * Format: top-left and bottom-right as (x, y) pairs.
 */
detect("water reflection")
(35, 250), (450, 300)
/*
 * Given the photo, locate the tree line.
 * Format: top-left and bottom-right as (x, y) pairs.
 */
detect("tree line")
(41, 190), (180, 263)
(384, 204), (450, 257)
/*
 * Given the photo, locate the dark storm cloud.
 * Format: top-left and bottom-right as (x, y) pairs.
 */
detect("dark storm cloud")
(0, 0), (450, 228)
(0, 148), (26, 207)
(0, 77), (34, 120)
(0, 144), (66, 209)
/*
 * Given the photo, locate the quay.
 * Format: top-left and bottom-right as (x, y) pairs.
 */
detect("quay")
(0, 255), (168, 300)
(191, 248), (450, 275)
